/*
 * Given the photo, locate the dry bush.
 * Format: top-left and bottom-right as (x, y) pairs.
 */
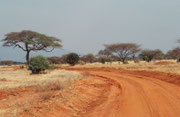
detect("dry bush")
(0, 78), (7, 81)
(39, 93), (52, 102)
(78, 60), (86, 65)
(35, 81), (68, 92)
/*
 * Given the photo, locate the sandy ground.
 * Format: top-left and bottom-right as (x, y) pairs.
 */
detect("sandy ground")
(0, 65), (180, 117)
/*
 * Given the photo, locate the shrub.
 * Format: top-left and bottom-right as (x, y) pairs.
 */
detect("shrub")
(66, 53), (80, 66)
(140, 53), (154, 62)
(177, 58), (180, 63)
(78, 60), (86, 65)
(133, 58), (140, 63)
(100, 58), (106, 64)
(28, 55), (51, 74)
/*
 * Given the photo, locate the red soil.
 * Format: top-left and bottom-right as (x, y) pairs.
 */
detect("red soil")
(1, 67), (180, 117)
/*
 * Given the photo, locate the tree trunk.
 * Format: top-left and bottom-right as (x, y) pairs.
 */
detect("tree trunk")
(122, 58), (126, 64)
(26, 51), (30, 65)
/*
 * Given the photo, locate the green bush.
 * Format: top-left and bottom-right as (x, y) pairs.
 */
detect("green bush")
(100, 58), (106, 64)
(28, 55), (51, 74)
(66, 53), (80, 66)
(141, 53), (154, 62)
(177, 58), (180, 63)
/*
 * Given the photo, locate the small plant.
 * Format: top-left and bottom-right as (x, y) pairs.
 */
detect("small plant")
(40, 93), (52, 102)
(177, 58), (180, 63)
(100, 58), (106, 64)
(0, 78), (7, 81)
(133, 57), (140, 63)
(20, 65), (25, 69)
(66, 53), (80, 66)
(28, 55), (51, 74)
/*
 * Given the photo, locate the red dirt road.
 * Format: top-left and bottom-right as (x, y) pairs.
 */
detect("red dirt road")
(64, 68), (180, 117)
(1, 68), (180, 117)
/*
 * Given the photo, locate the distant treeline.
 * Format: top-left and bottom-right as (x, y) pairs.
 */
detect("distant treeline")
(1, 30), (180, 65)
(0, 60), (26, 66)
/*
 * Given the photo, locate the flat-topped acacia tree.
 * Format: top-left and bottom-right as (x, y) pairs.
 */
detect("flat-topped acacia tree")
(105, 43), (141, 64)
(2, 30), (62, 64)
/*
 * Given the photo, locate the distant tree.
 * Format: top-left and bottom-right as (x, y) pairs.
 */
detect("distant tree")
(66, 53), (80, 66)
(47, 56), (61, 64)
(98, 48), (112, 58)
(139, 49), (164, 62)
(0, 60), (13, 65)
(166, 48), (180, 59)
(80, 53), (95, 63)
(2, 30), (62, 64)
(105, 43), (141, 64)
(151, 49), (164, 60)
(60, 55), (68, 64)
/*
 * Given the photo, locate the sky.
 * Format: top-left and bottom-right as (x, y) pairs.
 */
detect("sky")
(0, 0), (180, 61)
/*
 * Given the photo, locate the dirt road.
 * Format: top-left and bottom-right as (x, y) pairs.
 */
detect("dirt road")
(1, 67), (180, 117)
(64, 68), (180, 117)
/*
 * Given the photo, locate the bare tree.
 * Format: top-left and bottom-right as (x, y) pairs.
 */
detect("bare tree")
(2, 30), (62, 64)
(105, 43), (141, 64)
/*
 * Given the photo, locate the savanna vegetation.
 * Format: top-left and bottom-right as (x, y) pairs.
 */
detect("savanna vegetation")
(1, 30), (180, 74)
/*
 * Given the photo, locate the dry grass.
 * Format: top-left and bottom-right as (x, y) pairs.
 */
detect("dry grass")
(0, 68), (83, 89)
(57, 60), (180, 75)
(35, 81), (68, 92)
(0, 66), (87, 116)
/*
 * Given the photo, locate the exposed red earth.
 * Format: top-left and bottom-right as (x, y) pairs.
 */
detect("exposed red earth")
(1, 67), (180, 117)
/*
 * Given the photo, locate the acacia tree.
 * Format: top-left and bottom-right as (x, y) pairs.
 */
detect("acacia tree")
(105, 43), (141, 64)
(2, 30), (62, 64)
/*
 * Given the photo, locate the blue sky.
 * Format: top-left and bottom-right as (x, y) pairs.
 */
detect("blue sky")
(0, 0), (180, 61)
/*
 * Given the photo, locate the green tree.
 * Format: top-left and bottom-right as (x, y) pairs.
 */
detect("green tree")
(2, 30), (62, 64)
(139, 49), (164, 62)
(66, 53), (80, 66)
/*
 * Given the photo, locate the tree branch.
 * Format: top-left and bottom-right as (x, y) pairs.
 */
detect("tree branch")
(14, 44), (27, 51)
